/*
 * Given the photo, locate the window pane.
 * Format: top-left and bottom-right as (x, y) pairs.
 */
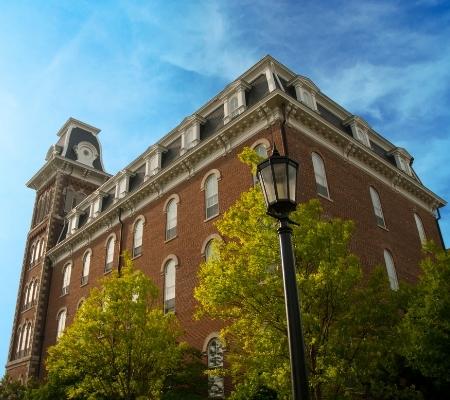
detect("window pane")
(370, 187), (385, 227)
(414, 214), (426, 245)
(83, 252), (91, 277)
(273, 163), (288, 200)
(254, 144), (268, 159)
(164, 261), (176, 313)
(205, 175), (219, 219)
(383, 250), (399, 290)
(133, 220), (144, 256)
(312, 153), (329, 198)
(166, 200), (177, 240)
(57, 310), (66, 338)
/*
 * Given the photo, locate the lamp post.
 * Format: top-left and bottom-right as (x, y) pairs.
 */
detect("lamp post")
(257, 148), (310, 400)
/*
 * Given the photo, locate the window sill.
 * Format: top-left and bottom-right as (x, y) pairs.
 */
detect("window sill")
(317, 193), (333, 202)
(164, 235), (178, 244)
(80, 282), (88, 287)
(104, 269), (112, 275)
(377, 224), (389, 232)
(204, 214), (220, 223)
(131, 254), (142, 261)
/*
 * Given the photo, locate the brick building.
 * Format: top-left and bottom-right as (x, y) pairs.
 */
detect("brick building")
(5, 56), (446, 395)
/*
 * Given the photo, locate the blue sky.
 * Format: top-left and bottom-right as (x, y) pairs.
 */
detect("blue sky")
(1, 0), (449, 373)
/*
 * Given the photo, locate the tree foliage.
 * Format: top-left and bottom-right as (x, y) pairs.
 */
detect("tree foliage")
(195, 149), (416, 399)
(401, 244), (450, 394)
(46, 254), (188, 400)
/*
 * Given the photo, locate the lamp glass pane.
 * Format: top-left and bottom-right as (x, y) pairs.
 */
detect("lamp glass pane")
(260, 165), (276, 204)
(273, 163), (288, 201)
(288, 163), (297, 203)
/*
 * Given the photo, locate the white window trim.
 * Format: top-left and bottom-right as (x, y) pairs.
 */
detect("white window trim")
(132, 215), (146, 257)
(414, 213), (426, 245)
(312, 152), (330, 199)
(104, 233), (117, 273)
(369, 187), (386, 228)
(56, 308), (68, 339)
(383, 249), (399, 291)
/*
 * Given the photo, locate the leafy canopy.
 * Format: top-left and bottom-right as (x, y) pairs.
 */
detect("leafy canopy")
(46, 254), (187, 400)
(195, 148), (414, 399)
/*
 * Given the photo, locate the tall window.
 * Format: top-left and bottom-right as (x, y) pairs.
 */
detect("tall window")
(62, 264), (71, 295)
(81, 251), (91, 285)
(105, 237), (115, 273)
(35, 240), (41, 262)
(205, 174), (219, 219)
(133, 219), (144, 257)
(312, 152), (329, 198)
(369, 187), (386, 228)
(414, 213), (426, 245)
(29, 243), (36, 266)
(164, 260), (176, 313)
(228, 96), (239, 118)
(16, 327), (22, 357)
(32, 280), (39, 303)
(25, 322), (32, 353)
(56, 309), (67, 339)
(26, 282), (33, 307)
(204, 240), (216, 262)
(383, 250), (399, 290)
(166, 200), (177, 240)
(207, 337), (225, 398)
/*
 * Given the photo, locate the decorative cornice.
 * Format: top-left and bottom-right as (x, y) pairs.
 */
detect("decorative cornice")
(27, 156), (111, 191)
(47, 90), (446, 264)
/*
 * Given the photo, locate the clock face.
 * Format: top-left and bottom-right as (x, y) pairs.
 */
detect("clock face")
(75, 142), (97, 167)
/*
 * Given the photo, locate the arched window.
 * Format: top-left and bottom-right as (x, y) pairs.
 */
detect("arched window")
(20, 322), (27, 355)
(414, 213), (426, 245)
(302, 90), (313, 108)
(165, 199), (177, 241)
(133, 219), (144, 257)
(26, 281), (33, 307)
(204, 240), (215, 262)
(56, 309), (67, 339)
(32, 280), (39, 303)
(205, 174), (219, 219)
(16, 326), (22, 357)
(35, 239), (41, 262)
(105, 236), (115, 273)
(81, 251), (91, 285)
(207, 337), (225, 398)
(25, 322), (32, 352)
(62, 263), (71, 295)
(228, 96), (239, 117)
(383, 250), (399, 291)
(254, 143), (268, 159)
(312, 152), (329, 198)
(369, 187), (386, 228)
(29, 243), (36, 266)
(40, 238), (45, 257)
(77, 298), (85, 310)
(164, 259), (176, 313)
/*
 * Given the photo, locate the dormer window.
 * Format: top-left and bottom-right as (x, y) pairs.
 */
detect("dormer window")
(389, 147), (413, 176)
(288, 76), (319, 111)
(223, 81), (250, 124)
(144, 145), (166, 179)
(343, 116), (371, 148)
(180, 115), (204, 155)
(228, 96), (239, 118)
(115, 170), (133, 200)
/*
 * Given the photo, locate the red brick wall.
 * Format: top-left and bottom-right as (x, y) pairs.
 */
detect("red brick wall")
(40, 125), (442, 375)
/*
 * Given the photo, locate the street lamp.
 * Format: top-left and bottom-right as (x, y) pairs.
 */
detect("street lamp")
(257, 148), (310, 400)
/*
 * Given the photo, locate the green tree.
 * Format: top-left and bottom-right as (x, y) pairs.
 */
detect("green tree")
(194, 149), (416, 399)
(401, 244), (450, 396)
(46, 254), (188, 400)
